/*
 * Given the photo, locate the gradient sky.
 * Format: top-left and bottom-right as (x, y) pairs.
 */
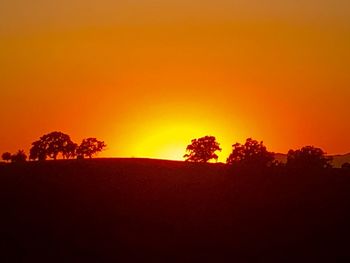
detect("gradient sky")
(1, 1), (350, 161)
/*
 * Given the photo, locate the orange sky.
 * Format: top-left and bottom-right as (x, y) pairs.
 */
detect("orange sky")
(1, 1), (350, 161)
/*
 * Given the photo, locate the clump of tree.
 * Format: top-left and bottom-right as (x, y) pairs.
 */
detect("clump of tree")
(11, 150), (27, 163)
(226, 138), (275, 168)
(76, 138), (106, 159)
(2, 150), (27, 163)
(1, 152), (12, 162)
(184, 136), (221, 163)
(29, 132), (106, 161)
(30, 131), (76, 161)
(286, 146), (332, 169)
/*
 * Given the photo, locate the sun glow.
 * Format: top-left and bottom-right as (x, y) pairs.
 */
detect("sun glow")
(120, 115), (242, 162)
(153, 144), (187, 161)
(129, 121), (205, 161)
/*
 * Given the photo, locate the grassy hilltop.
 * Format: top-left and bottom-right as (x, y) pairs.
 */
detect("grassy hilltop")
(0, 158), (350, 262)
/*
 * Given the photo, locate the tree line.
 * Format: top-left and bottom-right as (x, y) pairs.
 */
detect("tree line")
(2, 133), (350, 169)
(1, 131), (106, 163)
(184, 136), (350, 169)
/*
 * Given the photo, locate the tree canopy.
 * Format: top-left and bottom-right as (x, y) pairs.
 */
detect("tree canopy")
(76, 138), (106, 159)
(184, 136), (221, 163)
(30, 131), (75, 161)
(62, 141), (78, 159)
(29, 132), (106, 161)
(10, 150), (27, 163)
(287, 146), (332, 169)
(1, 152), (12, 162)
(226, 138), (275, 168)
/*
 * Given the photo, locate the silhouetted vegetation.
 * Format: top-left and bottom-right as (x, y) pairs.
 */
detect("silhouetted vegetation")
(184, 136), (221, 163)
(76, 138), (106, 159)
(287, 146), (333, 169)
(2, 132), (347, 170)
(226, 138), (275, 168)
(28, 132), (106, 161)
(62, 141), (78, 159)
(2, 150), (27, 163)
(1, 152), (12, 162)
(10, 150), (27, 163)
(30, 131), (75, 161)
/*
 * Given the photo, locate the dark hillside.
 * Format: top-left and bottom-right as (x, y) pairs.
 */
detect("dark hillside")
(0, 159), (350, 262)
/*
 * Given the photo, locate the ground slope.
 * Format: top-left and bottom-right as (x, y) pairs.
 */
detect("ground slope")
(0, 158), (350, 262)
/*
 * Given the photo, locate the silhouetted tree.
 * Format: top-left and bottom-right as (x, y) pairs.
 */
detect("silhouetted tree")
(11, 150), (27, 163)
(30, 140), (48, 161)
(62, 141), (78, 159)
(342, 162), (350, 169)
(2, 152), (12, 162)
(287, 146), (332, 169)
(226, 138), (275, 168)
(29, 131), (75, 160)
(184, 136), (221, 163)
(76, 138), (106, 159)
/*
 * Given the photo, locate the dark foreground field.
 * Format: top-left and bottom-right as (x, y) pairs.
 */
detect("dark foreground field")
(0, 159), (350, 262)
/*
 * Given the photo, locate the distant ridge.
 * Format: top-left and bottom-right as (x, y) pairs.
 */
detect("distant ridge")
(274, 153), (350, 168)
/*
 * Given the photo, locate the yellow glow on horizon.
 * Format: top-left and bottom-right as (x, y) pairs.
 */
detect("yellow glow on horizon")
(109, 115), (244, 162)
(130, 121), (207, 160)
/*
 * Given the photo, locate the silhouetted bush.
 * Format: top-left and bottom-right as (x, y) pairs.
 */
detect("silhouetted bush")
(10, 150), (27, 163)
(1, 152), (12, 162)
(287, 146), (332, 169)
(184, 136), (221, 163)
(76, 138), (106, 159)
(226, 138), (275, 168)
